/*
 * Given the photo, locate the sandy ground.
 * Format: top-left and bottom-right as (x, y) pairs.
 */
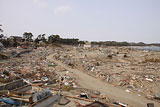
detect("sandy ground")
(47, 54), (160, 107)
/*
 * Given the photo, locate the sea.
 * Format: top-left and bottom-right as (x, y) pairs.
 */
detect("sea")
(136, 46), (160, 51)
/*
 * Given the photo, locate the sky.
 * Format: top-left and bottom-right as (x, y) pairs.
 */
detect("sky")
(0, 0), (160, 43)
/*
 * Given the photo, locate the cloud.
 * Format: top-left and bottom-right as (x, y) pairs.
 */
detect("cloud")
(32, 0), (47, 8)
(54, 5), (72, 15)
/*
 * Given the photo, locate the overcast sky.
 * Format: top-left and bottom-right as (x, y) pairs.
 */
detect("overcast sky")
(0, 0), (160, 43)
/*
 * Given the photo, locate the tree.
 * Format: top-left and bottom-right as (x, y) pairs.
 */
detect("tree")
(41, 34), (46, 42)
(37, 34), (42, 40)
(0, 24), (4, 38)
(48, 35), (60, 43)
(34, 38), (39, 44)
(0, 24), (3, 32)
(23, 32), (33, 42)
(48, 35), (53, 43)
(0, 34), (4, 38)
(34, 34), (46, 44)
(47, 34), (82, 45)
(34, 34), (41, 44)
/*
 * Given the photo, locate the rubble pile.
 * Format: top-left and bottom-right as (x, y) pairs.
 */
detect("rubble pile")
(0, 45), (159, 107)
(0, 47), (63, 106)
(53, 46), (160, 102)
(0, 46), (116, 107)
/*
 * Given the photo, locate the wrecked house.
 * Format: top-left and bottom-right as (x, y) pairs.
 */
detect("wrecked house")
(9, 36), (22, 42)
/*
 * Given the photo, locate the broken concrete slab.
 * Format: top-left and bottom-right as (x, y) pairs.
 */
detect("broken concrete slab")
(0, 79), (27, 91)
(33, 95), (60, 107)
(58, 97), (70, 105)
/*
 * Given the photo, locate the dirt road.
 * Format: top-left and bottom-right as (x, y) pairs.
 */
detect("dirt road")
(47, 54), (160, 107)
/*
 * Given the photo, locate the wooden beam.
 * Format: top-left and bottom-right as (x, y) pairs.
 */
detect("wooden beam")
(63, 95), (122, 107)
(10, 96), (30, 102)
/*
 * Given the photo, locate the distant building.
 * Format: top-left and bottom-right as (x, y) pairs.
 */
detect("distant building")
(10, 36), (22, 42)
(83, 42), (91, 48)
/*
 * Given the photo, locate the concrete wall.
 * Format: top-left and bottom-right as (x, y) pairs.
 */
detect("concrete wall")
(0, 79), (27, 90)
(33, 95), (60, 107)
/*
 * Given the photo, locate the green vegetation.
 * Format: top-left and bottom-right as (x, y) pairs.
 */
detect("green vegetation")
(0, 26), (160, 47)
(23, 32), (33, 42)
(47, 35), (84, 45)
